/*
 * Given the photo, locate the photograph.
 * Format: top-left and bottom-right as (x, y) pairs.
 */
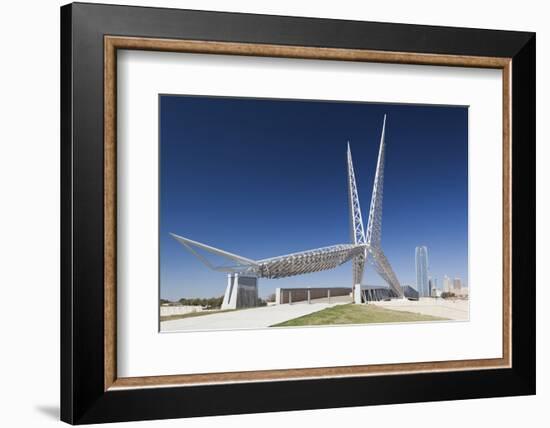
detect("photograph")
(159, 95), (469, 332)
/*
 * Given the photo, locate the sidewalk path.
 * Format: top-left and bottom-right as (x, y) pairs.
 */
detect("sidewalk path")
(161, 296), (351, 332)
(373, 297), (469, 320)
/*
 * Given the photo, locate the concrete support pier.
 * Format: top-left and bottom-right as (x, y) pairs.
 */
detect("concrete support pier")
(354, 283), (363, 304)
(221, 273), (259, 310)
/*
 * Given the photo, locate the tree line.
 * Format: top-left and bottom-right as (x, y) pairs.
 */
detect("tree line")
(161, 295), (269, 309)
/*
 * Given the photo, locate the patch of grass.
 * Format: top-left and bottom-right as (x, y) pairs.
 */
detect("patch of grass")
(270, 303), (447, 327)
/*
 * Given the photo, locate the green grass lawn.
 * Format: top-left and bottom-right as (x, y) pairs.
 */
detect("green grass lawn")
(271, 303), (447, 327)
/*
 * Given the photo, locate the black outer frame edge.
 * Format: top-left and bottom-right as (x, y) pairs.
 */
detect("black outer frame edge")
(70, 1), (533, 56)
(510, 34), (536, 391)
(60, 2), (536, 424)
(60, 4), (74, 425)
(79, 370), (531, 425)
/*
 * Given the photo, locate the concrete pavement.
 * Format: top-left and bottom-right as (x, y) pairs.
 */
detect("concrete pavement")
(373, 297), (469, 320)
(161, 296), (351, 332)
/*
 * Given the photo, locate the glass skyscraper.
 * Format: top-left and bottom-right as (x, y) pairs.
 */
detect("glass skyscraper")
(415, 246), (430, 297)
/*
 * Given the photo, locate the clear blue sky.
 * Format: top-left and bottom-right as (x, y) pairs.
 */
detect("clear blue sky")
(159, 95), (468, 300)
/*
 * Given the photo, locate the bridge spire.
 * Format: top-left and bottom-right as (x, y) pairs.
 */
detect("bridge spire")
(366, 114), (386, 248)
(365, 115), (404, 298)
(347, 142), (367, 303)
(347, 142), (367, 246)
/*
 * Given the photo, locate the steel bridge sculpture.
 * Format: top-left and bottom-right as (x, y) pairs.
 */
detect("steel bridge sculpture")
(171, 115), (403, 309)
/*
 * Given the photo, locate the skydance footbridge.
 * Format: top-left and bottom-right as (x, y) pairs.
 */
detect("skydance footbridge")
(171, 115), (404, 309)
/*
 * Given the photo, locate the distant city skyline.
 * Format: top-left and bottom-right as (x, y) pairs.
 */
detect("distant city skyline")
(410, 247), (467, 295)
(159, 95), (468, 300)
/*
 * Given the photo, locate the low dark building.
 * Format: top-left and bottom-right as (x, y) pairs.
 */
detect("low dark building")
(402, 284), (420, 300)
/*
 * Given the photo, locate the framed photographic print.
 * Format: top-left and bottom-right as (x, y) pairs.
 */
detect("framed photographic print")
(61, 2), (535, 424)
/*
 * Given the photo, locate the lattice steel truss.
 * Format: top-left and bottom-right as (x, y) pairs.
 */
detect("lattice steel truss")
(257, 244), (365, 279)
(172, 115), (403, 302)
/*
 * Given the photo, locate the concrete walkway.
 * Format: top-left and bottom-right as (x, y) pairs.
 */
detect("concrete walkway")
(161, 296), (351, 332)
(373, 297), (469, 321)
